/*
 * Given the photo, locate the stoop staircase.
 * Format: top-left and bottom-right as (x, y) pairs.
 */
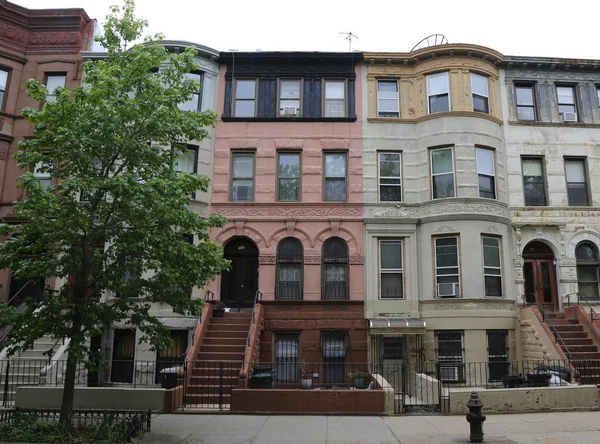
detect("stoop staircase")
(185, 311), (251, 408)
(545, 313), (600, 385)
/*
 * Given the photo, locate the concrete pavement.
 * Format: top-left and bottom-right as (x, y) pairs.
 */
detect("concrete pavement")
(139, 411), (600, 443)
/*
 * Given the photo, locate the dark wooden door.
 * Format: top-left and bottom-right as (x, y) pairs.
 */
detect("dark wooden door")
(524, 259), (558, 312)
(111, 329), (135, 384)
(221, 239), (258, 309)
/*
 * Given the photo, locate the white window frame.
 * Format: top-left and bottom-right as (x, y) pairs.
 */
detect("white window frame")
(230, 152), (255, 202)
(379, 239), (404, 299)
(323, 152), (347, 201)
(470, 73), (489, 114)
(45, 73), (66, 103)
(33, 162), (51, 188)
(426, 72), (450, 114)
(323, 79), (346, 118)
(278, 78), (302, 117)
(430, 147), (455, 199)
(377, 79), (400, 118)
(556, 85), (577, 119)
(233, 78), (257, 117)
(482, 236), (503, 297)
(434, 236), (460, 298)
(476, 147), (496, 199)
(378, 151), (402, 202)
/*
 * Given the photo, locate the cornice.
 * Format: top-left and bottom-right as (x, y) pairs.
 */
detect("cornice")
(499, 56), (600, 71)
(364, 44), (503, 66)
(368, 111), (503, 126)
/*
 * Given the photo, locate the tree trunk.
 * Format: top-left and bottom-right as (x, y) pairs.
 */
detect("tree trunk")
(59, 351), (77, 428)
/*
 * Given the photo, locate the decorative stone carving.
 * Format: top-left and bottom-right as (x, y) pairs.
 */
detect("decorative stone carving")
(378, 312), (411, 318)
(0, 118), (4, 131)
(213, 205), (361, 218)
(0, 21), (28, 44)
(29, 32), (79, 46)
(259, 255), (275, 264)
(349, 255), (364, 264)
(329, 219), (341, 236)
(304, 255), (321, 264)
(425, 300), (515, 311)
(285, 219), (296, 236)
(0, 144), (8, 161)
(435, 225), (455, 233)
(235, 219), (245, 236)
(485, 225), (500, 234)
(365, 201), (509, 220)
(505, 70), (600, 82)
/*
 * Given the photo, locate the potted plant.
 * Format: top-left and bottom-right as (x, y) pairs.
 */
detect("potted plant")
(353, 370), (371, 389)
(213, 300), (226, 318)
(300, 360), (313, 389)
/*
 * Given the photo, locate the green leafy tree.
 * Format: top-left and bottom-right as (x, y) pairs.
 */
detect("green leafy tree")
(0, 0), (227, 426)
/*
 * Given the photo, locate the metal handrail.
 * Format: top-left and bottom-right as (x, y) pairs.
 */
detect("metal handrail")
(43, 321), (72, 363)
(6, 280), (32, 307)
(0, 285), (46, 349)
(526, 292), (572, 362)
(243, 290), (262, 360)
(189, 290), (213, 348)
(565, 292), (600, 323)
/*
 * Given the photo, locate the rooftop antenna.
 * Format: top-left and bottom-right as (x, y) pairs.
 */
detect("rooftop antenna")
(339, 32), (359, 52)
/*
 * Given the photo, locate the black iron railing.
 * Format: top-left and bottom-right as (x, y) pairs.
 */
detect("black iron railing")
(565, 292), (600, 323)
(243, 290), (262, 361)
(321, 282), (348, 300)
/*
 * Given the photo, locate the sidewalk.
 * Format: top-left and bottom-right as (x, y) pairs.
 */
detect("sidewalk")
(139, 411), (600, 444)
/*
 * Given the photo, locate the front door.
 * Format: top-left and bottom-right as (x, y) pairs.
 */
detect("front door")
(524, 259), (558, 312)
(111, 329), (135, 384)
(221, 238), (259, 309)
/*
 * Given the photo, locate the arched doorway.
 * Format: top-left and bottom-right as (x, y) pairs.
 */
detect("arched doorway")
(522, 241), (558, 312)
(221, 238), (259, 309)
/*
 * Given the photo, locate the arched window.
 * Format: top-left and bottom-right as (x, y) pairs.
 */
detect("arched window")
(276, 238), (303, 300)
(576, 242), (600, 300)
(322, 237), (349, 300)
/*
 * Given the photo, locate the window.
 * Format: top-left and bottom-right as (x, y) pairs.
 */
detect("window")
(279, 79), (301, 116)
(231, 152), (254, 201)
(278, 152), (300, 201)
(45, 73), (66, 102)
(234, 79), (256, 117)
(379, 240), (403, 299)
(515, 85), (536, 121)
(155, 330), (188, 384)
(427, 72), (450, 113)
(557, 86), (577, 119)
(324, 80), (346, 117)
(33, 162), (51, 188)
(476, 148), (495, 199)
(597, 86), (600, 110)
(471, 73), (489, 113)
(435, 237), (460, 297)
(436, 331), (464, 382)
(487, 330), (509, 382)
(111, 329), (135, 384)
(322, 237), (349, 300)
(565, 158), (590, 206)
(576, 243), (600, 300)
(175, 145), (198, 198)
(0, 68), (8, 110)
(179, 72), (203, 112)
(482, 237), (502, 297)
(430, 147), (455, 199)
(275, 334), (299, 383)
(324, 152), (346, 201)
(276, 238), (303, 300)
(522, 157), (547, 206)
(378, 152), (402, 202)
(322, 333), (347, 383)
(377, 80), (399, 117)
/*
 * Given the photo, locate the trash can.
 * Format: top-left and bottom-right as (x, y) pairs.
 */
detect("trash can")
(526, 372), (551, 387)
(252, 367), (273, 389)
(159, 367), (180, 389)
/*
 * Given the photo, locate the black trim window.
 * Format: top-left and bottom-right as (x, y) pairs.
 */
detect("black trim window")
(427, 72), (450, 113)
(435, 237), (460, 298)
(234, 79), (256, 117)
(322, 333), (347, 383)
(155, 330), (188, 384)
(522, 157), (547, 206)
(275, 334), (299, 383)
(436, 331), (464, 382)
(324, 80), (346, 117)
(597, 87), (600, 110)
(380, 240), (403, 299)
(431, 147), (455, 199)
(0, 68), (8, 109)
(557, 86), (577, 120)
(322, 237), (349, 300)
(378, 152), (402, 202)
(45, 73), (66, 103)
(377, 80), (399, 117)
(565, 158), (590, 206)
(231, 152), (254, 202)
(276, 238), (303, 300)
(174, 145), (199, 199)
(278, 152), (300, 201)
(482, 236), (502, 297)
(515, 85), (536, 121)
(476, 148), (495, 199)
(471, 73), (489, 113)
(576, 242), (600, 300)
(487, 330), (509, 382)
(279, 79), (301, 117)
(324, 152), (346, 201)
(179, 72), (203, 112)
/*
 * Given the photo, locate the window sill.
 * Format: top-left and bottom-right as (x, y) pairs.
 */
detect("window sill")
(368, 111), (502, 125)
(222, 116), (357, 123)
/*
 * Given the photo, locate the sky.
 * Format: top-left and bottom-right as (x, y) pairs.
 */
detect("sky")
(11, 0), (600, 59)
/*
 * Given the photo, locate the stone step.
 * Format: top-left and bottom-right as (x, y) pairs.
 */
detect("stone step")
(205, 337), (247, 346)
(569, 352), (600, 360)
(552, 325), (584, 332)
(185, 384), (237, 395)
(546, 318), (580, 325)
(222, 312), (252, 318)
(562, 338), (594, 346)
(200, 344), (246, 354)
(558, 332), (588, 339)
(211, 318), (251, 326)
(207, 324), (249, 332)
(205, 330), (247, 339)
(185, 393), (231, 405)
(196, 352), (244, 361)
(561, 345), (599, 353)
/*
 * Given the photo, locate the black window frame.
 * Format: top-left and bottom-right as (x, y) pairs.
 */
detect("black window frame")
(233, 78), (257, 118)
(436, 331), (465, 382)
(564, 157), (590, 207)
(154, 330), (188, 384)
(487, 330), (509, 382)
(378, 151), (402, 202)
(522, 156), (548, 206)
(274, 333), (300, 383)
(515, 83), (537, 121)
(321, 237), (349, 300)
(576, 242), (600, 300)
(0, 66), (9, 112)
(476, 147), (496, 199)
(482, 236), (503, 297)
(556, 84), (578, 120)
(322, 332), (348, 384)
(179, 71), (204, 112)
(276, 238), (303, 300)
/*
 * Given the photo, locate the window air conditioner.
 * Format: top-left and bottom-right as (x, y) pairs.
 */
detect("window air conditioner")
(562, 112), (578, 122)
(437, 282), (459, 297)
(439, 365), (459, 381)
(282, 107), (298, 116)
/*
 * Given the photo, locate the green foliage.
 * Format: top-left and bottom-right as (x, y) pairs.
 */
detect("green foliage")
(0, 0), (227, 386)
(353, 370), (371, 379)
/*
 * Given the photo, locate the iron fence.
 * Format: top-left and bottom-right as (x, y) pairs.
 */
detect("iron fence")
(181, 360), (243, 410)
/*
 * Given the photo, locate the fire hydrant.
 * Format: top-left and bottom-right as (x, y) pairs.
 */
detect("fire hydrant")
(466, 391), (486, 442)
